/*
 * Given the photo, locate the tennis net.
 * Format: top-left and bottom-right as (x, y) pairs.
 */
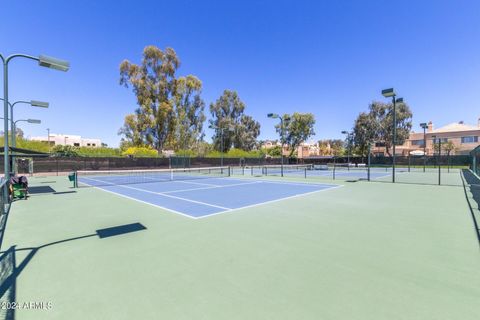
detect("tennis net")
(75, 166), (230, 187)
(262, 164), (314, 175)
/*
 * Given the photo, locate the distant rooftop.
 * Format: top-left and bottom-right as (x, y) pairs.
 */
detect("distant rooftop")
(432, 121), (480, 133)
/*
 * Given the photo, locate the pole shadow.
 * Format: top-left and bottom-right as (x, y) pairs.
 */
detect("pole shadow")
(0, 222), (147, 320)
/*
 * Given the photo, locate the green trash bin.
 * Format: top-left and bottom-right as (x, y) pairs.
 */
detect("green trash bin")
(68, 172), (77, 187)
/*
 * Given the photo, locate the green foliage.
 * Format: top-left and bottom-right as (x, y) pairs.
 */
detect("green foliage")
(0, 136), (50, 153)
(352, 101), (413, 156)
(121, 146), (159, 157)
(14, 138), (51, 153)
(205, 148), (265, 158)
(318, 139), (345, 156)
(119, 45), (181, 151)
(266, 145), (282, 157)
(275, 113), (315, 157)
(209, 90), (261, 152)
(443, 141), (456, 155)
(175, 149), (198, 157)
(52, 145), (79, 157)
(433, 140), (456, 155)
(171, 75), (206, 150)
(77, 147), (121, 157)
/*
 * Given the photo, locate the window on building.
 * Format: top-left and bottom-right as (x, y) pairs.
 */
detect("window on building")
(87, 143), (91, 146)
(461, 136), (478, 144)
(411, 139), (425, 146)
(92, 144), (96, 146)
(433, 138), (448, 143)
(375, 142), (385, 147)
(74, 143), (80, 147)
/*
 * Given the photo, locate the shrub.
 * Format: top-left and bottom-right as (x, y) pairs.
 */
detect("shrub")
(121, 146), (159, 157)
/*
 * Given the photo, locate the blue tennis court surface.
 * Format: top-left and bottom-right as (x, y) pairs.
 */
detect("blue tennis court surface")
(79, 176), (340, 218)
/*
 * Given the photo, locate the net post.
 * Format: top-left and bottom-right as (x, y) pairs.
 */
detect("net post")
(170, 169), (174, 181)
(304, 167), (307, 179)
(228, 166), (231, 177)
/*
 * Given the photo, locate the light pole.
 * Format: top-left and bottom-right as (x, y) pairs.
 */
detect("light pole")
(420, 123), (428, 172)
(47, 128), (51, 149)
(381, 88), (404, 183)
(0, 53), (69, 189)
(341, 130), (352, 170)
(268, 113), (285, 177)
(0, 99), (49, 172)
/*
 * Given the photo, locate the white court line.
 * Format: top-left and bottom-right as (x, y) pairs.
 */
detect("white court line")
(175, 180), (222, 187)
(143, 175), (222, 187)
(79, 176), (343, 219)
(81, 177), (231, 210)
(163, 181), (262, 194)
(78, 181), (198, 219)
(221, 176), (340, 188)
(195, 184), (344, 219)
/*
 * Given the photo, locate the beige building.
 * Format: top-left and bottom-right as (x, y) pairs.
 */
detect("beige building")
(372, 119), (480, 156)
(262, 140), (321, 158)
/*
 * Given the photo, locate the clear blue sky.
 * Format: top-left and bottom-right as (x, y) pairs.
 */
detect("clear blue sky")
(1, 0), (479, 147)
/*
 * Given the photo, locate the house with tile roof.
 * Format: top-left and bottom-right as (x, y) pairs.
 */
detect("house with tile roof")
(372, 119), (480, 156)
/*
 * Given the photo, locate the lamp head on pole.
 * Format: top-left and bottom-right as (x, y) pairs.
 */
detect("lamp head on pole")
(267, 113), (279, 119)
(381, 88), (396, 98)
(27, 119), (41, 124)
(30, 100), (49, 108)
(38, 55), (70, 72)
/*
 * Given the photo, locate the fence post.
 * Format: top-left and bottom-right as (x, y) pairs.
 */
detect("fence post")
(367, 146), (371, 181)
(333, 156), (336, 180)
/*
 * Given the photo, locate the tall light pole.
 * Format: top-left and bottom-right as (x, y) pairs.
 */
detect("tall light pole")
(0, 99), (49, 172)
(0, 99), (49, 144)
(47, 128), (51, 150)
(381, 88), (404, 183)
(0, 53), (69, 189)
(341, 130), (352, 170)
(268, 113), (285, 177)
(420, 123), (428, 172)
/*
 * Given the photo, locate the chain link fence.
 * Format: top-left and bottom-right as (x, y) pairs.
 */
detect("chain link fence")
(2, 154), (474, 187)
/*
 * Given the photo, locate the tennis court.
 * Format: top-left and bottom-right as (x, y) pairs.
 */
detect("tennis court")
(1, 169), (480, 320)
(76, 167), (340, 218)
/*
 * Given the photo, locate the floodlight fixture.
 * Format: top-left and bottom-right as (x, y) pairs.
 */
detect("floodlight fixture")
(381, 88), (396, 97)
(30, 100), (49, 108)
(38, 55), (70, 71)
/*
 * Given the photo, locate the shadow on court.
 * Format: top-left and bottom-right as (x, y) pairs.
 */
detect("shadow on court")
(461, 169), (480, 248)
(0, 223), (146, 320)
(28, 186), (57, 194)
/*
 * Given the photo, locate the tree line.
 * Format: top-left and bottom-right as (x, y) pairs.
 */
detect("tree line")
(349, 101), (455, 156)
(118, 45), (316, 156)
